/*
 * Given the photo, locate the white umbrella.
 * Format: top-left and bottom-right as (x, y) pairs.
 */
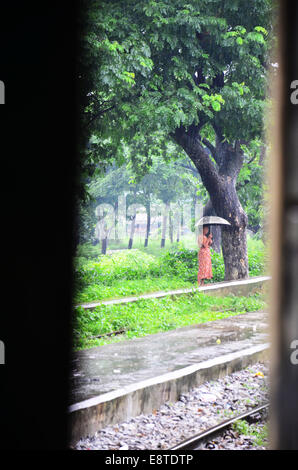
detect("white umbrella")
(195, 216), (231, 226)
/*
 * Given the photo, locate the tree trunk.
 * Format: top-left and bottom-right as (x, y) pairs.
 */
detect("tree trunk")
(101, 237), (107, 254)
(203, 199), (221, 253)
(173, 126), (249, 280)
(128, 214), (136, 249)
(176, 221), (180, 243)
(221, 224), (248, 280)
(114, 199), (120, 244)
(169, 210), (173, 243)
(214, 180), (249, 279)
(144, 207), (150, 247)
(161, 202), (170, 248)
(215, 137), (249, 279)
(98, 217), (109, 254)
(210, 225), (221, 252)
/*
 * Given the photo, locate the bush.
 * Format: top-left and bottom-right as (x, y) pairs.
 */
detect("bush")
(247, 237), (267, 276)
(159, 242), (266, 283)
(159, 245), (198, 282)
(73, 240), (267, 295)
(210, 250), (225, 282)
(159, 246), (225, 283)
(75, 243), (101, 259)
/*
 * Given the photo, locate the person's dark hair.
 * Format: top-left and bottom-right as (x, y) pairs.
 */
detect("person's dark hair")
(203, 225), (210, 236)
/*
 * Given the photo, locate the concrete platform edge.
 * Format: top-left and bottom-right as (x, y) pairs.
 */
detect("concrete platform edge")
(77, 276), (271, 309)
(68, 343), (270, 446)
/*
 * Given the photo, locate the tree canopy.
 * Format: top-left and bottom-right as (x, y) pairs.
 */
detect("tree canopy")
(79, 0), (273, 156)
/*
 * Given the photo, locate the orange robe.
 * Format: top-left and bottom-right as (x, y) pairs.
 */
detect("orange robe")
(198, 234), (213, 283)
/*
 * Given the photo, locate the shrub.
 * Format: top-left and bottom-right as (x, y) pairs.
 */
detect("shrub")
(159, 242), (266, 282)
(73, 249), (161, 289)
(73, 240), (267, 294)
(75, 243), (101, 259)
(159, 245), (198, 282)
(159, 246), (225, 283)
(247, 238), (267, 276)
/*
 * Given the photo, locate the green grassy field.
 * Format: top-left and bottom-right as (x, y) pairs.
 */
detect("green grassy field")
(74, 276), (195, 304)
(73, 236), (267, 304)
(72, 235), (268, 351)
(73, 290), (267, 350)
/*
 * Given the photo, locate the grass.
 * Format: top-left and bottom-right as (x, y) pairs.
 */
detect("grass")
(232, 419), (268, 448)
(77, 236), (198, 257)
(76, 234), (266, 260)
(72, 236), (268, 351)
(73, 236), (268, 304)
(74, 275), (195, 304)
(73, 291), (267, 350)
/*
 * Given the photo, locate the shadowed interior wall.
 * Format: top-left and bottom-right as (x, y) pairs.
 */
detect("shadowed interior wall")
(270, 0), (298, 450)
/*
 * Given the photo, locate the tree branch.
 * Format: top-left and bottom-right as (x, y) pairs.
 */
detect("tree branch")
(84, 104), (115, 128)
(173, 162), (199, 176)
(202, 138), (219, 164)
(172, 126), (221, 198)
(245, 151), (257, 166)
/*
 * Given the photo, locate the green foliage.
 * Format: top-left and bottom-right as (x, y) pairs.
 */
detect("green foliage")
(159, 246), (225, 283)
(79, 0), (273, 165)
(236, 140), (267, 232)
(73, 291), (267, 350)
(210, 250), (226, 282)
(74, 0), (275, 284)
(75, 243), (102, 259)
(83, 151), (204, 253)
(159, 239), (266, 283)
(74, 276), (194, 304)
(247, 237), (268, 274)
(232, 420), (268, 447)
(159, 244), (198, 281)
(73, 237), (267, 303)
(73, 249), (161, 289)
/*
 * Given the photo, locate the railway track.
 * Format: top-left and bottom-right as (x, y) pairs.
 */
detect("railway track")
(170, 402), (269, 450)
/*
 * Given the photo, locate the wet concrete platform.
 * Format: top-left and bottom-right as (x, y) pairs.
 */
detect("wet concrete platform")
(70, 310), (269, 405)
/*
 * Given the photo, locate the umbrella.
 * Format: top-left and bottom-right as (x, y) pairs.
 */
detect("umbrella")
(195, 216), (231, 227)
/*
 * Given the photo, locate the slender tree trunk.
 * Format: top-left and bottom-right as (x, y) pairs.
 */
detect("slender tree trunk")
(98, 217), (109, 254)
(100, 221), (108, 254)
(128, 213), (136, 249)
(176, 220), (180, 242)
(144, 206), (150, 247)
(114, 200), (120, 244)
(169, 210), (173, 243)
(161, 202), (170, 248)
(101, 237), (107, 254)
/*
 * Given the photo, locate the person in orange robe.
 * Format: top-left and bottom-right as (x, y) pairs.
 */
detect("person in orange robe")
(198, 226), (213, 286)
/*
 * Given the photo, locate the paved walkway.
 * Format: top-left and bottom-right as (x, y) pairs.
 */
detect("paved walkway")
(70, 310), (269, 405)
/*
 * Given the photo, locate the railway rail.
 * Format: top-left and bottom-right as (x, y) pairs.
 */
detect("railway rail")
(170, 402), (269, 450)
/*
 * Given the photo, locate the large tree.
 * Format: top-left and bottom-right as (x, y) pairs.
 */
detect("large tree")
(78, 0), (273, 279)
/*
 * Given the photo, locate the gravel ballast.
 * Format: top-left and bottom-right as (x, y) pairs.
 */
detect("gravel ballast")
(73, 361), (269, 451)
